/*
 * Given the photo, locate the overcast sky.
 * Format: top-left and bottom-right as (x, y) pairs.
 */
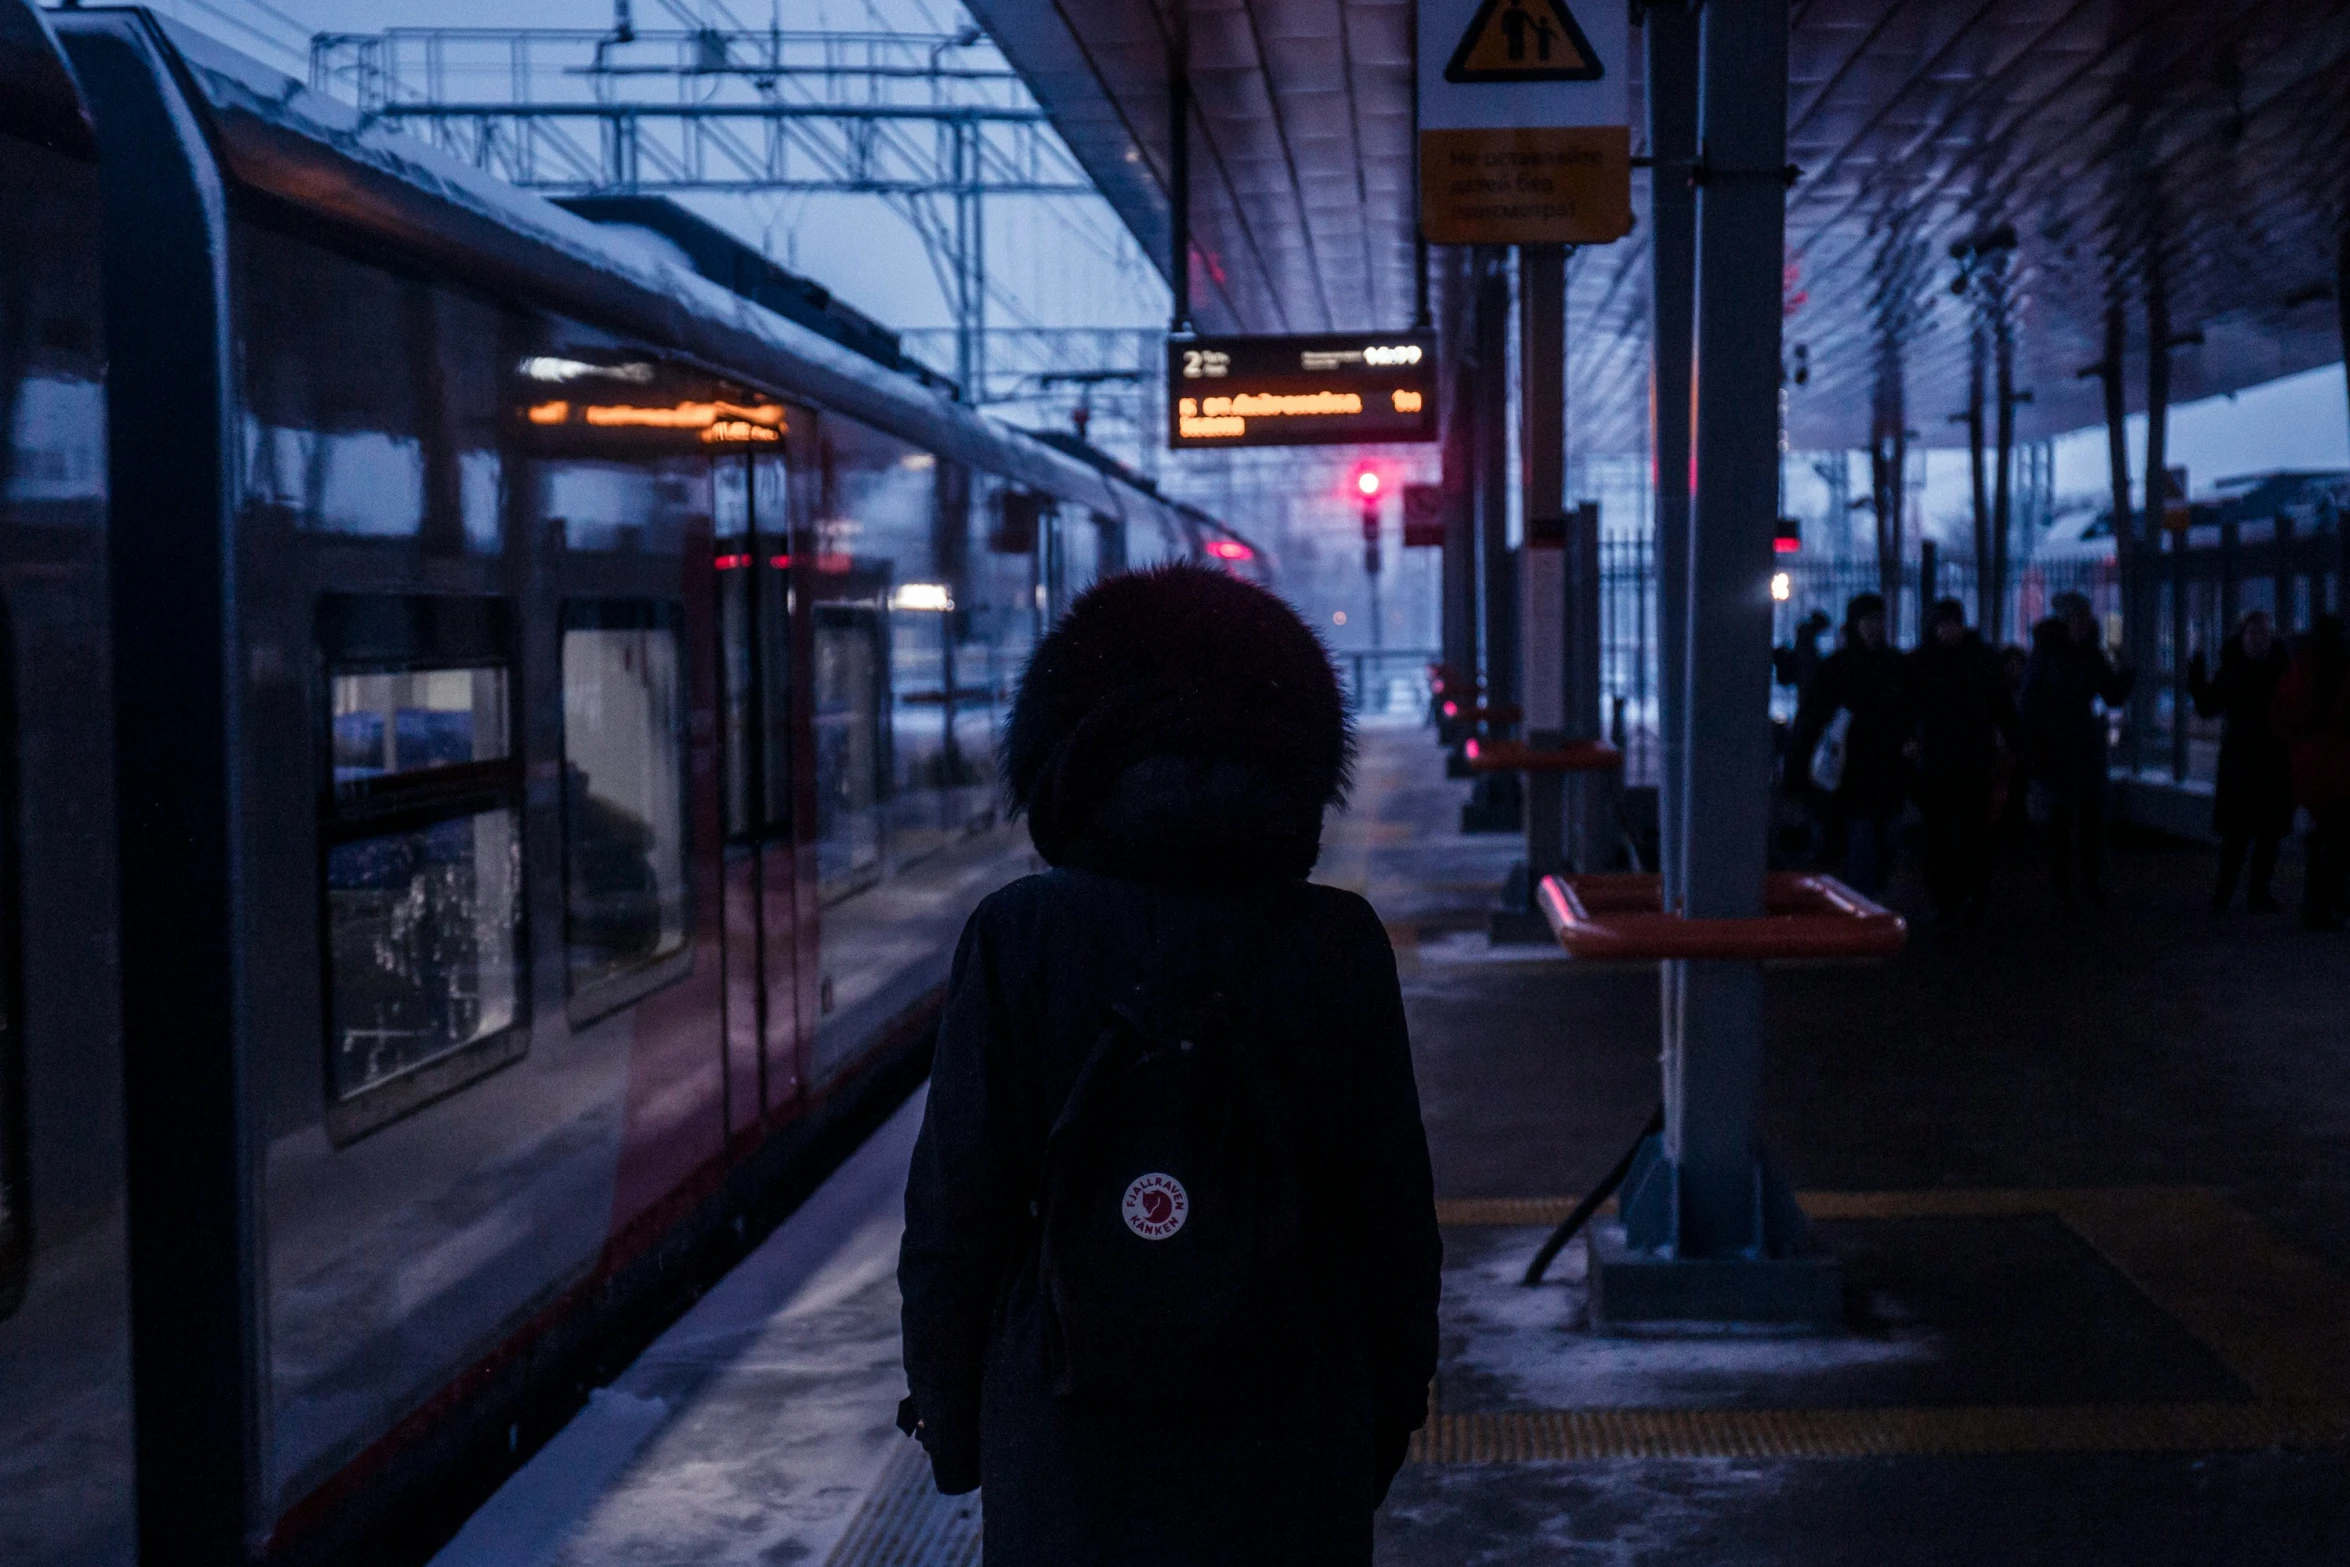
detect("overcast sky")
(80, 0), (2350, 515)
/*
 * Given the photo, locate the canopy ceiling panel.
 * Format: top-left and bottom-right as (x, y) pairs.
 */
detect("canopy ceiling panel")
(977, 0), (2350, 453)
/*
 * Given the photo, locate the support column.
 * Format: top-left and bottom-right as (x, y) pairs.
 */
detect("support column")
(1440, 350), (1480, 721)
(1990, 323), (2019, 644)
(2134, 282), (2173, 776)
(1439, 246), (1480, 729)
(1967, 328), (1990, 626)
(1482, 249), (1520, 717)
(2097, 301), (2134, 675)
(1462, 248), (1523, 831)
(2171, 525), (2190, 782)
(1648, 0), (1698, 909)
(1518, 242), (1568, 901)
(1567, 500), (1612, 870)
(1596, 0), (1837, 1328)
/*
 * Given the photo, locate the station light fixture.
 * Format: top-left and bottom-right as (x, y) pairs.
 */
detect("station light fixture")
(1770, 571), (1793, 602)
(889, 582), (954, 612)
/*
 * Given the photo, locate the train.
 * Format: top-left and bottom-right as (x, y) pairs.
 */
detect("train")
(0, 5), (1259, 1563)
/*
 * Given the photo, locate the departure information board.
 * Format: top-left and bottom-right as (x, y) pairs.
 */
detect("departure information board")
(1167, 333), (1439, 449)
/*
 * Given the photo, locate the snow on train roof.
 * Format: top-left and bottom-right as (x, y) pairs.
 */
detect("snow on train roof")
(135, 9), (1160, 529)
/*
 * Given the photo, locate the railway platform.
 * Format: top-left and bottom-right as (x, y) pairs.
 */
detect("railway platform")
(432, 721), (2350, 1565)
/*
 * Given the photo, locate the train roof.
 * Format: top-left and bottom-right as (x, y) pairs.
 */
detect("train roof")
(0, 0), (94, 159)
(72, 6), (1186, 535)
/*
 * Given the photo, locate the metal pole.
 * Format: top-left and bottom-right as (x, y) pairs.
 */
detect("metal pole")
(1647, 0), (1698, 909)
(1478, 249), (1519, 717)
(2098, 301), (2133, 657)
(2171, 526), (2190, 782)
(1967, 328), (1990, 626)
(1168, 37), (1191, 332)
(2137, 283), (2173, 777)
(1645, 0), (1818, 1290)
(1991, 324), (2018, 645)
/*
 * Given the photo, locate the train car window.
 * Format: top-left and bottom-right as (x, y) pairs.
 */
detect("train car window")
(542, 461), (693, 557)
(819, 418), (946, 869)
(237, 225), (507, 550)
(317, 595), (525, 1140)
(561, 600), (690, 1015)
(814, 602), (886, 899)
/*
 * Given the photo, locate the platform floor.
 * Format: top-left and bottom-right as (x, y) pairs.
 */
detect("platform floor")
(439, 721), (2350, 1565)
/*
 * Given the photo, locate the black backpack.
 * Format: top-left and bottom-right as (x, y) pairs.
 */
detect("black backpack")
(1032, 957), (1305, 1410)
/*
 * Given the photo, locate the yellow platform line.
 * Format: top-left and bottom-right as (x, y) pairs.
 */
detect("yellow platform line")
(1418, 1187), (2350, 1460)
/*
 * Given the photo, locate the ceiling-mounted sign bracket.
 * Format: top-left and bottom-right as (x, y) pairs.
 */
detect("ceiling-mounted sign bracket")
(1417, 0), (1632, 246)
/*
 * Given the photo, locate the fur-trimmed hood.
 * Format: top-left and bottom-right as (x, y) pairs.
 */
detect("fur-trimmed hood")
(1002, 563), (1353, 885)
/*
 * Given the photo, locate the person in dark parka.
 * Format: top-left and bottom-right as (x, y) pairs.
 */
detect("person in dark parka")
(2274, 614), (2350, 931)
(898, 563), (1442, 1566)
(1905, 599), (2018, 920)
(2021, 592), (2134, 908)
(2188, 610), (2292, 911)
(1788, 593), (1910, 894)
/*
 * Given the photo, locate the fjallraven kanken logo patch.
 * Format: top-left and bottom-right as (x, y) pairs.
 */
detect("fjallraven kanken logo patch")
(1121, 1173), (1188, 1239)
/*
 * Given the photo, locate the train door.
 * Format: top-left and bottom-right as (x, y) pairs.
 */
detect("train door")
(713, 459), (763, 1136)
(712, 447), (802, 1127)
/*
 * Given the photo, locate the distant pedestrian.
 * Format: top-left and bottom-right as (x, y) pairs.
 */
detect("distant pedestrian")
(2188, 610), (2291, 911)
(2020, 592), (2134, 909)
(2273, 613), (2350, 931)
(1789, 592), (1910, 895)
(898, 563), (1442, 1565)
(1773, 608), (1833, 698)
(1905, 598), (2017, 921)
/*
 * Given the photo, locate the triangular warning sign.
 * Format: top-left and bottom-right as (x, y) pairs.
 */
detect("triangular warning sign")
(1444, 0), (1604, 83)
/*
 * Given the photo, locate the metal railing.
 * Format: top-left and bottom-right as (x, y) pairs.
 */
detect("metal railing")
(1586, 517), (2349, 794)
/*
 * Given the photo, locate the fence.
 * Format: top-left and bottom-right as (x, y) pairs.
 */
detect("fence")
(1594, 541), (2123, 787)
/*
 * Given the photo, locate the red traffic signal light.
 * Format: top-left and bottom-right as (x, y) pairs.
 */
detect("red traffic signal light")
(1354, 467), (1381, 499)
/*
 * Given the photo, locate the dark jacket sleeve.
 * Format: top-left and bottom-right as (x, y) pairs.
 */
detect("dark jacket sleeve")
(2099, 652), (2136, 707)
(899, 903), (1023, 1495)
(2189, 650), (2223, 720)
(1342, 900), (1442, 1502)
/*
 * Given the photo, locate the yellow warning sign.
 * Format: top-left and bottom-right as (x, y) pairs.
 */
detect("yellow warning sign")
(1445, 0), (1604, 83)
(1419, 126), (1630, 245)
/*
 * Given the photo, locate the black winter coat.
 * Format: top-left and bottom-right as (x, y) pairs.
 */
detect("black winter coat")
(2021, 624), (2134, 800)
(1905, 632), (2018, 811)
(1789, 642), (1912, 816)
(899, 869), (1440, 1566)
(2189, 637), (2292, 836)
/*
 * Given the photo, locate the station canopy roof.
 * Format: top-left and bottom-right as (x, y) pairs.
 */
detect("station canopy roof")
(970, 0), (2350, 455)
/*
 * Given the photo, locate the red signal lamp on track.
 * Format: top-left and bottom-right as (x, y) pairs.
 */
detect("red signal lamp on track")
(1355, 468), (1382, 499)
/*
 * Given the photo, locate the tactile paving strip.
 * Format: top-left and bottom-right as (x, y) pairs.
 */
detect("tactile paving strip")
(824, 1438), (981, 1567)
(1421, 1186), (2350, 1461)
(1410, 1402), (2350, 1463)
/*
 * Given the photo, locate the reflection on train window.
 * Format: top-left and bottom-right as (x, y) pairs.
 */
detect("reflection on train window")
(317, 595), (526, 1140)
(331, 667), (509, 784)
(325, 809), (523, 1098)
(814, 602), (886, 900)
(237, 223), (508, 548)
(561, 602), (689, 1010)
(542, 461), (695, 556)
